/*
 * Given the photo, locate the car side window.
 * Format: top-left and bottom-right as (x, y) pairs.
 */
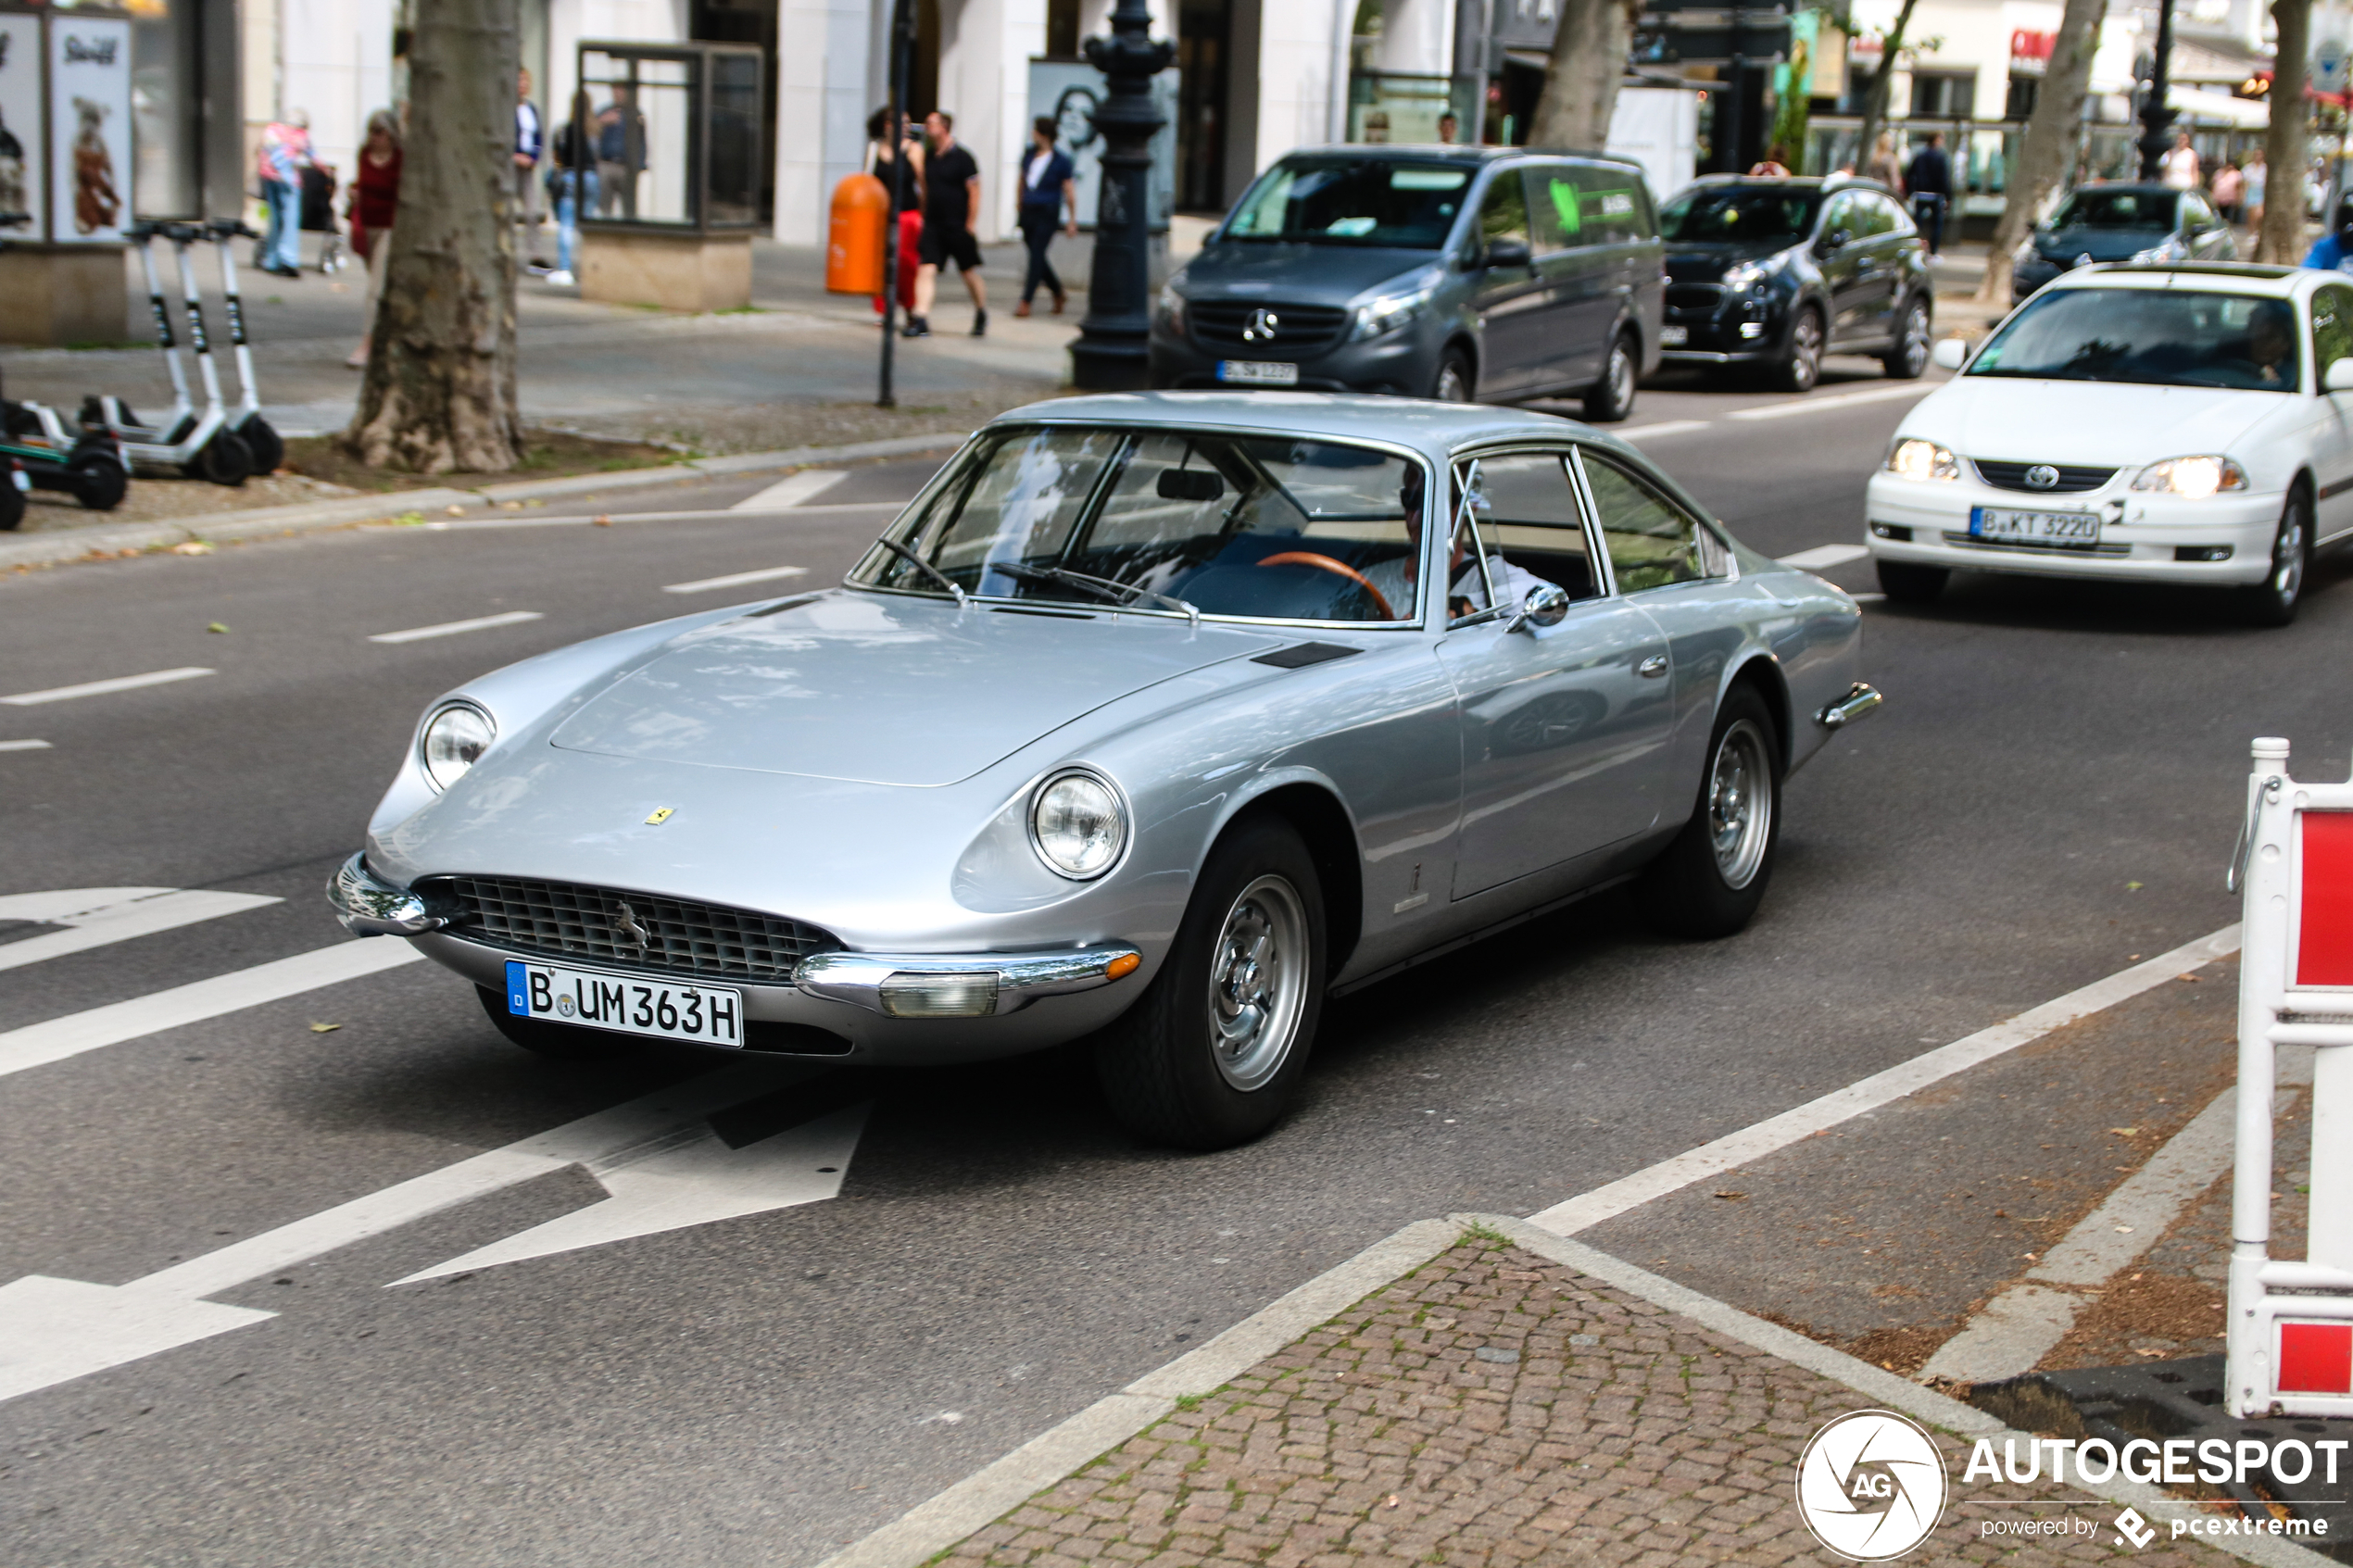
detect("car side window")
(1819, 193), (1857, 243)
(2182, 194), (2216, 231)
(1477, 169), (1530, 257)
(1578, 449), (1727, 592)
(1573, 165), (1649, 245)
(1457, 452), (1603, 606)
(1527, 167), (1582, 254)
(2313, 285), (2353, 385)
(1874, 194), (1915, 235)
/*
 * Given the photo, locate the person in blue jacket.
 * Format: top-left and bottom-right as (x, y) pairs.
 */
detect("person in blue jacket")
(2303, 199), (2353, 270)
(1014, 116), (1076, 318)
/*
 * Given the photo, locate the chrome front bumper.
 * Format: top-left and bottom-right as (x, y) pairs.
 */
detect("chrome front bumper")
(328, 852), (461, 936)
(1816, 682), (1883, 730)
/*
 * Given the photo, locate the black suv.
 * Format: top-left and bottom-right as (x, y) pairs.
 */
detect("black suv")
(1149, 145), (1666, 420)
(1657, 176), (1932, 391)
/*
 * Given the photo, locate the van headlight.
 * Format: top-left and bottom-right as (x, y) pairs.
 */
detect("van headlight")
(1886, 438), (1960, 483)
(1349, 281), (1437, 341)
(1156, 282), (1187, 334)
(2132, 456), (2247, 498)
(420, 701), (496, 792)
(1029, 769), (1127, 879)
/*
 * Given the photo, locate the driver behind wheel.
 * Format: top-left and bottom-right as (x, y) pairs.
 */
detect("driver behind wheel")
(1362, 463), (1548, 620)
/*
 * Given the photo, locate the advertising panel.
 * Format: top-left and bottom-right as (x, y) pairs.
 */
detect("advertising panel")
(0, 15), (45, 241)
(49, 15), (132, 244)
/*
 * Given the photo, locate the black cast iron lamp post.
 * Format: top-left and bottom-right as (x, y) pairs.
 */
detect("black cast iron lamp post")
(2136, 0), (2179, 181)
(1070, 0), (1174, 390)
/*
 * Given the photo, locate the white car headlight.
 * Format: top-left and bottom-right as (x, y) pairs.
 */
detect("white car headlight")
(1886, 437), (1960, 483)
(420, 701), (496, 793)
(1720, 258), (1769, 292)
(1029, 770), (1127, 879)
(2131, 455), (2248, 499)
(1156, 282), (1187, 334)
(2130, 237), (2187, 265)
(1349, 281), (1437, 342)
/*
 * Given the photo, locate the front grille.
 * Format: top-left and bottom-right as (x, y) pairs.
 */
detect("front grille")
(430, 875), (837, 982)
(1666, 283), (1725, 312)
(1189, 300), (1350, 353)
(1971, 459), (2118, 495)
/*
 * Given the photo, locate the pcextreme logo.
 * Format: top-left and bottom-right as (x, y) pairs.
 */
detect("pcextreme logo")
(1795, 1411), (1949, 1561)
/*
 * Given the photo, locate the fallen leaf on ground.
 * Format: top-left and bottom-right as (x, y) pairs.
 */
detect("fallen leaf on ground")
(1714, 1190), (1747, 1200)
(308, 1022), (341, 1034)
(444, 504), (464, 517)
(2108, 1127), (2139, 1136)
(206, 621), (229, 633)
(2126, 881), (2145, 891)
(1384, 1496), (1401, 1510)
(171, 541), (212, 556)
(593, 515), (613, 526)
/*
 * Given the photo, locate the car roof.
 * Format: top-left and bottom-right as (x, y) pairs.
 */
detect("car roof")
(2055, 182), (2182, 201)
(1278, 143), (1645, 173)
(2049, 261), (2311, 297)
(984, 392), (1614, 462)
(1677, 174), (1896, 197)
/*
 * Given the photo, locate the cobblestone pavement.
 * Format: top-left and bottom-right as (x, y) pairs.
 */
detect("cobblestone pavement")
(939, 1239), (2245, 1567)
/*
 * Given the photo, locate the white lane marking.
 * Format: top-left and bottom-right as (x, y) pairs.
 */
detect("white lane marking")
(0, 1061), (839, 1402)
(662, 564), (812, 596)
(0, 668), (214, 707)
(0, 739), (52, 751)
(0, 940), (425, 1080)
(367, 610), (545, 645)
(1777, 544), (1872, 571)
(0, 887), (281, 974)
(1726, 383), (1938, 420)
(1615, 420), (1712, 443)
(1526, 923), (2242, 1236)
(415, 500), (909, 530)
(729, 469), (848, 511)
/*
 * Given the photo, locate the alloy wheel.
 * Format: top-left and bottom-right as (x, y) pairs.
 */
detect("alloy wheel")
(1785, 311), (1822, 392)
(1434, 361), (1470, 402)
(1606, 342), (1634, 409)
(1706, 720), (1775, 890)
(1895, 305), (1930, 376)
(1206, 873), (1310, 1091)
(2271, 508), (2307, 607)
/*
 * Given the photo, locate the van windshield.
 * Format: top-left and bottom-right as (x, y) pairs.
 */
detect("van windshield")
(1223, 157), (1472, 248)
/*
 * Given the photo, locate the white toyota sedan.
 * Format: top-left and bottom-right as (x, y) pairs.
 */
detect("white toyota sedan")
(1864, 263), (2347, 625)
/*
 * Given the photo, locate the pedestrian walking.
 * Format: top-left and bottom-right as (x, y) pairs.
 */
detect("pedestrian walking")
(2160, 131), (2200, 192)
(1437, 111), (1460, 144)
(1905, 132), (1951, 254)
(546, 90), (596, 286)
(255, 110), (313, 278)
(596, 84), (646, 220)
(1868, 131), (1906, 195)
(344, 108), (401, 369)
(2212, 159), (2245, 225)
(514, 67), (547, 270)
(1014, 117), (1076, 319)
(2245, 147), (2268, 232)
(867, 107), (924, 320)
(907, 109), (986, 338)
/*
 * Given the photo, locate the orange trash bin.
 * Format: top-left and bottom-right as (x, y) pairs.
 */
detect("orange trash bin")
(826, 172), (889, 295)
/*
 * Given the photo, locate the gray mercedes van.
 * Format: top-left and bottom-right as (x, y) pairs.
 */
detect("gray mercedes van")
(1148, 144), (1665, 420)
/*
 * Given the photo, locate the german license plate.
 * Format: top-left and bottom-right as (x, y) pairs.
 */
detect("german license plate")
(1970, 506), (2101, 546)
(1217, 359), (1299, 385)
(1658, 324), (1689, 345)
(504, 960), (743, 1047)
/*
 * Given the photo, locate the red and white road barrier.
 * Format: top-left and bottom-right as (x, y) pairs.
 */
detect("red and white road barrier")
(2229, 735), (2353, 1417)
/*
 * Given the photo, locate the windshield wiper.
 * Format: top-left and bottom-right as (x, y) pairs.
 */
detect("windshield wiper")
(875, 536), (969, 608)
(987, 561), (1201, 627)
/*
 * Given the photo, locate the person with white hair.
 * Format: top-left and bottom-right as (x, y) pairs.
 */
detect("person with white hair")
(255, 108), (313, 278)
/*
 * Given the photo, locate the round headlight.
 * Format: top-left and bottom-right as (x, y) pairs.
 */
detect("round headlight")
(420, 703), (495, 793)
(1030, 771), (1126, 879)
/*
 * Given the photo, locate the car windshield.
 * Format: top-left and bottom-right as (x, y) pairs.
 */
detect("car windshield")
(1222, 158), (1472, 248)
(2047, 190), (2177, 231)
(1657, 187), (1819, 243)
(1969, 287), (2300, 392)
(856, 426), (1428, 623)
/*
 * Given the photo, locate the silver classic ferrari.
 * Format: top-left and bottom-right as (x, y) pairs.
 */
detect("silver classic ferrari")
(330, 394), (1878, 1149)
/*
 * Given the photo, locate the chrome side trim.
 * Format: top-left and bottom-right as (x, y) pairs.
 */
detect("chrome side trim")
(794, 945), (1142, 1016)
(327, 851), (459, 937)
(1816, 682), (1883, 730)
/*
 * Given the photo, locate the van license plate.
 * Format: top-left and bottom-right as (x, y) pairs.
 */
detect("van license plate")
(1218, 360), (1299, 385)
(504, 960), (743, 1047)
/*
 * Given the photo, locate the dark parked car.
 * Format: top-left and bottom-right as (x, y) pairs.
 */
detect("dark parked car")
(1149, 145), (1665, 421)
(1657, 175), (1932, 392)
(2010, 182), (2237, 302)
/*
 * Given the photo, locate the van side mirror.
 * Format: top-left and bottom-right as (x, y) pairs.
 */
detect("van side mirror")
(1931, 337), (1969, 371)
(1157, 469), (1225, 501)
(2326, 358), (2353, 395)
(1482, 237), (1532, 269)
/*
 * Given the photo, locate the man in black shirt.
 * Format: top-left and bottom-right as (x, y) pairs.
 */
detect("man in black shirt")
(1905, 132), (1952, 255)
(910, 110), (988, 337)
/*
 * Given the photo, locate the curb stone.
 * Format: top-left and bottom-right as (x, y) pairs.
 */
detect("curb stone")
(812, 1212), (2334, 1568)
(0, 431), (970, 573)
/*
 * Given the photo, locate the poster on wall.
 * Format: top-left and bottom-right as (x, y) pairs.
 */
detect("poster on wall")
(1025, 60), (1177, 231)
(49, 15), (132, 244)
(0, 15), (46, 241)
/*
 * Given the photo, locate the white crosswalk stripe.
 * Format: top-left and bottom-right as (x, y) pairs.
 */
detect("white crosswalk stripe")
(0, 887), (281, 973)
(1, 668), (214, 706)
(1776, 544), (1871, 571)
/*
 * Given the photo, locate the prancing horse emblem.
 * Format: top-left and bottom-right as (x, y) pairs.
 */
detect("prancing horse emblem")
(2023, 464), (2060, 491)
(1241, 307), (1279, 343)
(612, 901), (651, 950)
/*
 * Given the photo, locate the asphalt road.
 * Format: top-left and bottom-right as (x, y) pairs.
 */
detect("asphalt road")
(3, 360), (2347, 1566)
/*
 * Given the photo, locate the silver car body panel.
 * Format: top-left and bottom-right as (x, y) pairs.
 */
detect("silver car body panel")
(354, 394), (1865, 1064)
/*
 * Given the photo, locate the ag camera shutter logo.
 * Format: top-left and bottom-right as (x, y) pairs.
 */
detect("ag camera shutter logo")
(1795, 1410), (1949, 1560)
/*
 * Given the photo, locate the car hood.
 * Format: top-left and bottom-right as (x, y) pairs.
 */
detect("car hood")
(547, 592), (1283, 787)
(1178, 243), (1441, 307)
(1665, 241), (1799, 280)
(1915, 377), (2282, 463)
(2034, 227), (2168, 263)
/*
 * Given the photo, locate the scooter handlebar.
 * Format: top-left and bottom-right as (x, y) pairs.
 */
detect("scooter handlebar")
(206, 219), (260, 241)
(0, 213), (31, 230)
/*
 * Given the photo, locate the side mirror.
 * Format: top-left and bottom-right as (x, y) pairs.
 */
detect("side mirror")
(1818, 227), (1851, 253)
(1482, 237), (1532, 270)
(1510, 582), (1572, 633)
(1156, 469), (1224, 501)
(1931, 337), (1969, 371)
(2327, 358), (2353, 395)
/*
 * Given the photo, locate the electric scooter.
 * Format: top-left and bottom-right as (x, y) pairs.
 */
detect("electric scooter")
(201, 218), (284, 475)
(82, 220), (251, 486)
(0, 211), (125, 519)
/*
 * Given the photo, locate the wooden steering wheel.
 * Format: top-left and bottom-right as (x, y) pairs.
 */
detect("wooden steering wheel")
(1255, 551), (1396, 621)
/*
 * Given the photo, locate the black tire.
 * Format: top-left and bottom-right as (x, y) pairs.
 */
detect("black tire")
(1430, 347), (1474, 403)
(0, 472), (23, 532)
(1582, 330), (1638, 422)
(183, 429), (253, 487)
(1637, 685), (1782, 939)
(474, 985), (629, 1061)
(1094, 813), (1326, 1150)
(1772, 305), (1824, 394)
(67, 450), (127, 511)
(1881, 296), (1931, 380)
(238, 415), (285, 476)
(2233, 487), (2310, 628)
(1876, 558), (1948, 603)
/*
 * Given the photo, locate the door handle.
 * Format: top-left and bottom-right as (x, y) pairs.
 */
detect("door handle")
(1638, 655), (1668, 678)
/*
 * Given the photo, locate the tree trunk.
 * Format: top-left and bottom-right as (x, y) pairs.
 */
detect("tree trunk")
(344, 0), (522, 473)
(1977, 0), (2108, 304)
(1529, 0), (1640, 151)
(1853, 0), (1922, 177)
(2259, 0), (2311, 263)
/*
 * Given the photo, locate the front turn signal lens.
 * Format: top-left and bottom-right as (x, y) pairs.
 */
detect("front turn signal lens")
(1106, 952), (1141, 981)
(879, 972), (1000, 1018)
